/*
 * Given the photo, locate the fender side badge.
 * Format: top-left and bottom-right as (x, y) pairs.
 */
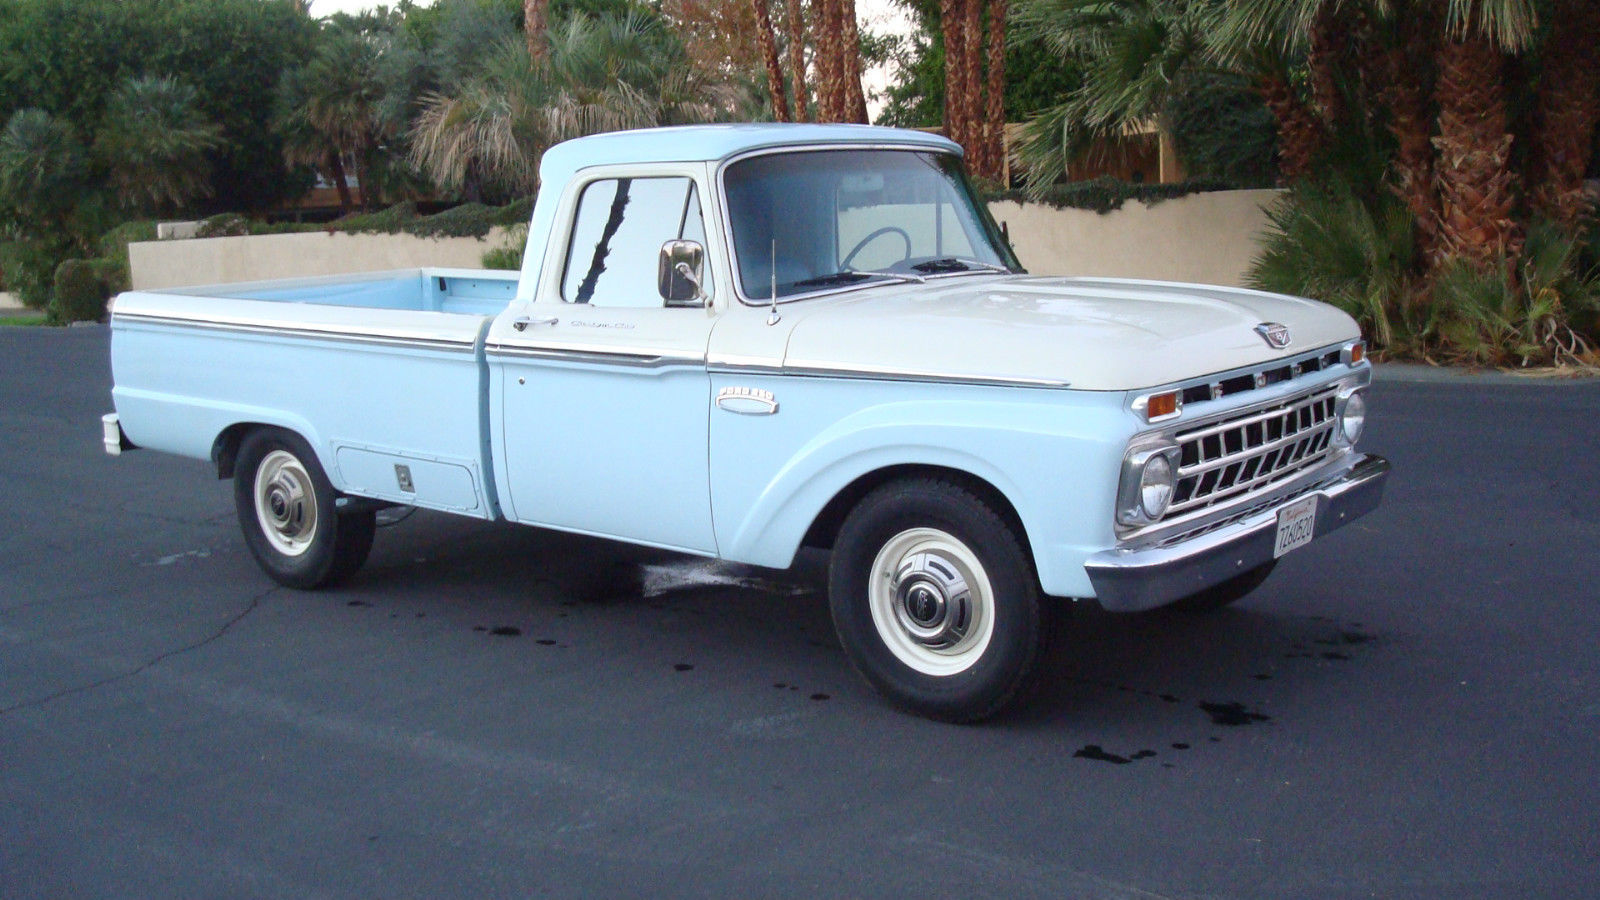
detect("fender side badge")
(716, 386), (779, 416)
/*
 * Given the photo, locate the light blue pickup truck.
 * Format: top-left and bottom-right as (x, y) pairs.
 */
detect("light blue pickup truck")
(105, 124), (1388, 720)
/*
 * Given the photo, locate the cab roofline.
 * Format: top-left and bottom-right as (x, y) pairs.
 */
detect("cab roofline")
(536, 124), (961, 186)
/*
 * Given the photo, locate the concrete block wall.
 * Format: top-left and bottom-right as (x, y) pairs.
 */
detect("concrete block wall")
(128, 229), (516, 291)
(126, 191), (1282, 292)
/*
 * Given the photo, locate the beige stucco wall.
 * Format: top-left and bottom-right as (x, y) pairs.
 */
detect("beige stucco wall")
(126, 191), (1282, 292)
(128, 229), (515, 290)
(989, 189), (1282, 287)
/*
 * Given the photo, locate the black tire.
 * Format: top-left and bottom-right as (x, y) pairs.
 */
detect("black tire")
(1167, 560), (1277, 613)
(234, 427), (375, 589)
(828, 478), (1044, 723)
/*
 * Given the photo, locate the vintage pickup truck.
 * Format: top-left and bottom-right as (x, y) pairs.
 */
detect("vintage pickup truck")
(104, 124), (1388, 721)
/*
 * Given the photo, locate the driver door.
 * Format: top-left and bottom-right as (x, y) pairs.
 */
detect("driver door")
(492, 169), (720, 554)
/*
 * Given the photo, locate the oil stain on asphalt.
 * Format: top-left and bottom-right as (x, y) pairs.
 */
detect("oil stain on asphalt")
(1069, 618), (1379, 766)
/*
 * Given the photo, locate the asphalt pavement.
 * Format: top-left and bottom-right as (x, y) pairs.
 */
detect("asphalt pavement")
(3, 325), (1598, 899)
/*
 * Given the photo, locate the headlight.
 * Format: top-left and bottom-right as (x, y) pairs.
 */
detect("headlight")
(1140, 453), (1175, 518)
(1338, 390), (1367, 445)
(1117, 441), (1180, 527)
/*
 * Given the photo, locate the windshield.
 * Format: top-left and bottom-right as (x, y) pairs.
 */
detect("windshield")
(723, 149), (1019, 302)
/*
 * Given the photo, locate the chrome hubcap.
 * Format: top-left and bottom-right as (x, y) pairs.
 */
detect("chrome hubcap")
(891, 551), (973, 649)
(254, 450), (317, 557)
(868, 528), (995, 676)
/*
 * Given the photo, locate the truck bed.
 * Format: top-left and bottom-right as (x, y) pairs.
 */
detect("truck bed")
(110, 268), (519, 518)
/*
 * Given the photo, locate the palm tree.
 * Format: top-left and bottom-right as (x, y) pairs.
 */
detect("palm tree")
(0, 109), (86, 234)
(278, 22), (390, 212)
(410, 11), (737, 199)
(94, 76), (222, 215)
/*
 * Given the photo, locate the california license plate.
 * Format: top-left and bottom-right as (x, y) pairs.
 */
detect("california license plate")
(1273, 496), (1318, 558)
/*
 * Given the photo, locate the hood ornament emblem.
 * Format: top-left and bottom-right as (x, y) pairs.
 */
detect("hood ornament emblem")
(1254, 322), (1292, 349)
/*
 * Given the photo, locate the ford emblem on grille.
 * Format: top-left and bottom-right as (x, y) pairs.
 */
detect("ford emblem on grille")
(1254, 322), (1292, 349)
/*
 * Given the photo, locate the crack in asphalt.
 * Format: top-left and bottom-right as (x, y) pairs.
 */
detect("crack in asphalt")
(0, 585), (277, 716)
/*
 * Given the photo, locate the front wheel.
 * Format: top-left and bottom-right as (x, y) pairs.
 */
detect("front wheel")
(234, 428), (375, 589)
(829, 478), (1044, 722)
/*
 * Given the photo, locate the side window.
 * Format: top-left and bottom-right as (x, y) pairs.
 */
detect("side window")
(561, 176), (707, 307)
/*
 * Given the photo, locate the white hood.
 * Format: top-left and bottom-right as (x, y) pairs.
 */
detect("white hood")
(780, 276), (1360, 391)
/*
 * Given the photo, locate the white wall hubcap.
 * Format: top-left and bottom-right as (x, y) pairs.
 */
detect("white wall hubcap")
(868, 527), (996, 676)
(254, 450), (318, 557)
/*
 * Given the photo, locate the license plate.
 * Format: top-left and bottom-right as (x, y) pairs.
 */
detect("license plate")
(1273, 496), (1318, 558)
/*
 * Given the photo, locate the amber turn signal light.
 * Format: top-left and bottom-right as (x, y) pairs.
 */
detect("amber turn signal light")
(1145, 391), (1179, 421)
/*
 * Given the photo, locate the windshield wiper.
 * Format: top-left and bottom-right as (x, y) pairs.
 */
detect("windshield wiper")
(791, 270), (926, 289)
(910, 257), (1012, 275)
(791, 271), (875, 288)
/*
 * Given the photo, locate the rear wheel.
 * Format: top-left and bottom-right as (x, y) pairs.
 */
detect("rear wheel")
(234, 428), (375, 589)
(829, 478), (1044, 722)
(1168, 561), (1277, 613)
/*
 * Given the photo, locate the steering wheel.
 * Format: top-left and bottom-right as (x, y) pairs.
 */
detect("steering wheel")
(841, 226), (913, 271)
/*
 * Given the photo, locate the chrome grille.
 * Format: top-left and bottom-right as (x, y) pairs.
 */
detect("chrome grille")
(1166, 386), (1339, 518)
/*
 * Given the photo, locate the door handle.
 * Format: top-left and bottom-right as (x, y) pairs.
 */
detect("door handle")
(512, 315), (559, 332)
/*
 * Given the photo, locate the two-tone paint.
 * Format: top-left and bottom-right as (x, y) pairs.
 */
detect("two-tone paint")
(108, 123), (1386, 607)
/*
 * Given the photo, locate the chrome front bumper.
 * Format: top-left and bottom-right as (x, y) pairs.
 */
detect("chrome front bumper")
(1084, 454), (1390, 612)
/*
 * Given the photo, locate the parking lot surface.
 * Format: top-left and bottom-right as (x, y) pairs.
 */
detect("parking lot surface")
(3, 326), (1598, 898)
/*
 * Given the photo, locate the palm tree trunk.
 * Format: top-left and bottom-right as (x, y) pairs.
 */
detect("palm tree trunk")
(959, 0), (983, 157)
(327, 148), (353, 214)
(981, 0), (1008, 181)
(785, 0), (809, 122)
(1433, 30), (1521, 269)
(1256, 69), (1325, 182)
(524, 0), (548, 65)
(939, 0), (969, 151)
(1375, 5), (1440, 262)
(815, 0), (843, 121)
(751, 0), (791, 121)
(1306, 4), (1347, 130)
(1528, 0), (1600, 227)
(840, 0), (868, 124)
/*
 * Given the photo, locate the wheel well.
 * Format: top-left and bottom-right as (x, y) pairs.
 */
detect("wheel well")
(801, 465), (1032, 557)
(212, 423), (268, 479)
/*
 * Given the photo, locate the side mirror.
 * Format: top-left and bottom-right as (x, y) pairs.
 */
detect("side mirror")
(659, 240), (707, 307)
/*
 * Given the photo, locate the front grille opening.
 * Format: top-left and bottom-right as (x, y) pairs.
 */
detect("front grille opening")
(1219, 374), (1255, 396)
(1158, 386), (1340, 522)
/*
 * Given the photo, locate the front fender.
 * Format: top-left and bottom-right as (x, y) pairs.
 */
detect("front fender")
(709, 379), (1133, 596)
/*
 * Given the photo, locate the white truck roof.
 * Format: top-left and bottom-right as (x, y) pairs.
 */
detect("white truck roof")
(536, 123), (961, 188)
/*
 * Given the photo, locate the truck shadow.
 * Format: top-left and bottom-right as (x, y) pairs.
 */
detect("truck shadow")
(344, 511), (1381, 736)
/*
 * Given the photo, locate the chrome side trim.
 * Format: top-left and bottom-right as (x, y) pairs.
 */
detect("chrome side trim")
(486, 343), (703, 369)
(1085, 454), (1389, 612)
(112, 312), (479, 353)
(707, 363), (1069, 390)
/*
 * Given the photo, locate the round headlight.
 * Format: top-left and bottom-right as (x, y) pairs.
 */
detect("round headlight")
(1139, 453), (1175, 519)
(1340, 391), (1367, 444)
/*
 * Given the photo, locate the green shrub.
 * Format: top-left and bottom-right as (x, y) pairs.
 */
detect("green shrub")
(481, 223), (527, 270)
(50, 257), (115, 322)
(0, 238), (69, 309)
(195, 212), (254, 238)
(983, 177), (1241, 215)
(1248, 177), (1422, 355)
(1430, 221), (1600, 367)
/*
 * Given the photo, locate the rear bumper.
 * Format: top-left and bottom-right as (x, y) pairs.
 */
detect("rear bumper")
(101, 413), (137, 456)
(1084, 453), (1389, 612)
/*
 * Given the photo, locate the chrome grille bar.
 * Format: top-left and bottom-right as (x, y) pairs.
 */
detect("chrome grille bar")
(1164, 387), (1339, 518)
